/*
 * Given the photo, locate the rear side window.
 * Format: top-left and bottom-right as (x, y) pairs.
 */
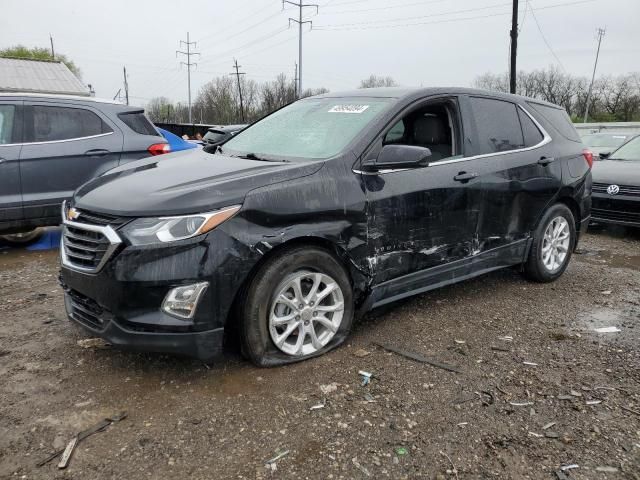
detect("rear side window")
(518, 108), (544, 147)
(33, 106), (112, 142)
(527, 102), (581, 142)
(469, 97), (524, 154)
(118, 111), (159, 136)
(0, 105), (16, 144)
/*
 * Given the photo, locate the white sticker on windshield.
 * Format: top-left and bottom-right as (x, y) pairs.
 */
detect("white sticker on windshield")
(328, 104), (370, 114)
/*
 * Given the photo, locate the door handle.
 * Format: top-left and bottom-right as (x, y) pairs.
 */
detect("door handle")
(84, 149), (110, 157)
(453, 171), (479, 183)
(538, 156), (555, 166)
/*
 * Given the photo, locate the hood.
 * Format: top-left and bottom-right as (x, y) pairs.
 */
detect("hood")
(591, 159), (640, 185)
(74, 149), (323, 217)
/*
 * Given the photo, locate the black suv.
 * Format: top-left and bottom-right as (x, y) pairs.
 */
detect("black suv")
(0, 93), (169, 241)
(59, 88), (592, 365)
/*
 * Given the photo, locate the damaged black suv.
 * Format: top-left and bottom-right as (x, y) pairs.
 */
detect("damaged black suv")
(60, 88), (592, 365)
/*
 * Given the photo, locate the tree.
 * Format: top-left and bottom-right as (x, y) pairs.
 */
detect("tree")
(0, 45), (81, 78)
(474, 68), (640, 122)
(359, 75), (397, 89)
(147, 73), (328, 125)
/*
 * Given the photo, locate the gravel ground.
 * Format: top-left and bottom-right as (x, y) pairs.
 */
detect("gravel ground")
(0, 227), (639, 479)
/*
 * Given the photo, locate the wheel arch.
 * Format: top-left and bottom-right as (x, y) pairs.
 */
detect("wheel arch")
(222, 235), (366, 346)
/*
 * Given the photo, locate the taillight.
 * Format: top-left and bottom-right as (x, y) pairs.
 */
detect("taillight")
(582, 148), (594, 169)
(148, 143), (171, 156)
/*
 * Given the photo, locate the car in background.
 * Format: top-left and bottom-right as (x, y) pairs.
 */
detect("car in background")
(157, 127), (197, 152)
(591, 135), (640, 227)
(582, 132), (636, 158)
(202, 124), (247, 153)
(0, 93), (170, 243)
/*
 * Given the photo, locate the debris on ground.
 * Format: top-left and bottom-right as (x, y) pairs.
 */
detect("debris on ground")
(600, 290), (612, 295)
(454, 339), (466, 344)
(309, 403), (325, 411)
(76, 338), (110, 349)
(265, 449), (289, 466)
(491, 346), (510, 352)
(57, 436), (78, 469)
(319, 383), (338, 395)
(351, 457), (371, 477)
(37, 412), (127, 468)
(358, 371), (373, 386)
(560, 464), (579, 471)
(353, 348), (371, 358)
(543, 422), (557, 430)
(394, 447), (408, 456)
(593, 326), (621, 333)
(595, 466), (619, 473)
(440, 451), (459, 480)
(509, 401), (534, 406)
(523, 361), (538, 366)
(375, 342), (461, 373)
(497, 335), (513, 341)
(363, 392), (375, 403)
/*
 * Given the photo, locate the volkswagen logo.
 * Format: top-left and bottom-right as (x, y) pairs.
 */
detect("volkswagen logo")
(606, 184), (620, 195)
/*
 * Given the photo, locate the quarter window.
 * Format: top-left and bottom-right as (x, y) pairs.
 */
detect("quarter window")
(0, 105), (16, 144)
(33, 106), (112, 142)
(518, 108), (544, 147)
(118, 111), (159, 136)
(469, 97), (524, 154)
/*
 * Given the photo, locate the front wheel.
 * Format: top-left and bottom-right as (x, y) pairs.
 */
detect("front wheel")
(523, 204), (576, 282)
(240, 246), (354, 367)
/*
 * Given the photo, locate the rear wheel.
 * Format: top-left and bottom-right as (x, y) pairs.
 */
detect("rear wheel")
(240, 246), (354, 367)
(0, 228), (44, 246)
(523, 204), (575, 282)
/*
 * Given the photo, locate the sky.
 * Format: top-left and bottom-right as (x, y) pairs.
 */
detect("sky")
(2, 0), (639, 107)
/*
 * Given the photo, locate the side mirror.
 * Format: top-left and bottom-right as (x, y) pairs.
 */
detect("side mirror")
(361, 144), (432, 172)
(598, 151), (610, 159)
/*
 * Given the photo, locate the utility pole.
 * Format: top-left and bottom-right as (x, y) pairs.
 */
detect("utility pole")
(123, 66), (129, 106)
(583, 27), (606, 123)
(176, 32), (200, 124)
(294, 62), (298, 98)
(230, 59), (246, 122)
(509, 0), (519, 94)
(284, 0), (318, 98)
(113, 88), (121, 101)
(49, 34), (55, 60)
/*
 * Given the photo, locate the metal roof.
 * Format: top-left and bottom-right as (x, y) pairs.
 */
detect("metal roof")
(0, 57), (90, 96)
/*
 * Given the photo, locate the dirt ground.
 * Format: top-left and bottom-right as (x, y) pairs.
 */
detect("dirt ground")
(1, 227), (639, 480)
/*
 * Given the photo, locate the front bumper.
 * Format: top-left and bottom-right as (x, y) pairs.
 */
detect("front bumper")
(63, 289), (224, 360)
(59, 224), (260, 361)
(591, 193), (640, 226)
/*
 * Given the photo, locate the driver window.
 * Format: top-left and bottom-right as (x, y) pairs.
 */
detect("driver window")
(382, 100), (461, 162)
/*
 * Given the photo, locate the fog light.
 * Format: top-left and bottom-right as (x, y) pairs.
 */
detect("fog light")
(162, 282), (209, 319)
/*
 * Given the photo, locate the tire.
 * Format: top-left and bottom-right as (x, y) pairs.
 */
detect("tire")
(523, 203), (576, 283)
(240, 246), (354, 367)
(0, 228), (45, 246)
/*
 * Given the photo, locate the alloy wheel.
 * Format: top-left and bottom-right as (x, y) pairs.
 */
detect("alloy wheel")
(541, 216), (571, 272)
(268, 270), (345, 356)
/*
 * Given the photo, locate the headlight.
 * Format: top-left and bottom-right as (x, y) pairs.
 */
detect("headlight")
(121, 205), (241, 246)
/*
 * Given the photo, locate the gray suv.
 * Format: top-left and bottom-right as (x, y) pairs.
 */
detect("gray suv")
(0, 93), (169, 241)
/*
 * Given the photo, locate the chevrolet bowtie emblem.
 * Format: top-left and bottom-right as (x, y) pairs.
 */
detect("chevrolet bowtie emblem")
(67, 207), (80, 221)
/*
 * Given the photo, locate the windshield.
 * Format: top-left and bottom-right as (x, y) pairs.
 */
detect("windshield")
(582, 133), (629, 148)
(610, 136), (640, 161)
(203, 130), (227, 143)
(223, 97), (393, 160)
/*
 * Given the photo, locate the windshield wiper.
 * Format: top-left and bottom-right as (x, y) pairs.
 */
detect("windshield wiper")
(237, 152), (289, 163)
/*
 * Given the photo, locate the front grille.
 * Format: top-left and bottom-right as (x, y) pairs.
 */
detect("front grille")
(593, 182), (640, 197)
(61, 205), (123, 273)
(591, 208), (640, 224)
(71, 208), (130, 228)
(66, 288), (104, 329)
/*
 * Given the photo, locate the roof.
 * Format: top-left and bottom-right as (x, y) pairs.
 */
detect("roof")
(0, 91), (119, 104)
(0, 57), (90, 96)
(313, 86), (561, 108)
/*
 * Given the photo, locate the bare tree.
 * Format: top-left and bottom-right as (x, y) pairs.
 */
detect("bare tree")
(359, 75), (397, 89)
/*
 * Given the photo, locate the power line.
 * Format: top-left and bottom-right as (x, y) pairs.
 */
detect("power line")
(325, 0), (447, 15)
(199, 26), (289, 66)
(584, 27), (606, 123)
(284, 0), (319, 97)
(314, 0), (597, 30)
(230, 59), (247, 122)
(528, 1), (566, 71)
(176, 32), (200, 123)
